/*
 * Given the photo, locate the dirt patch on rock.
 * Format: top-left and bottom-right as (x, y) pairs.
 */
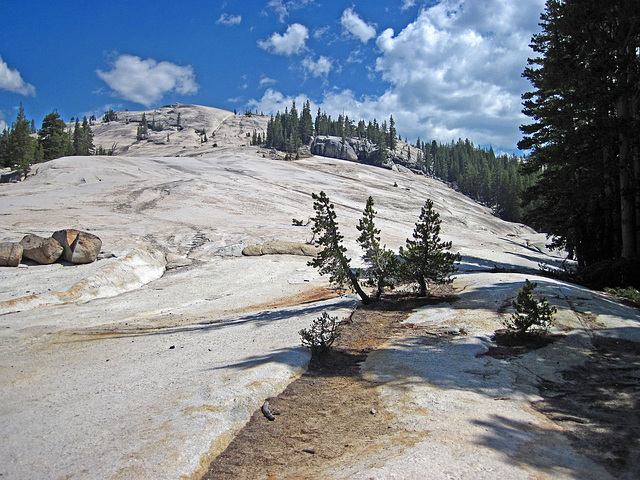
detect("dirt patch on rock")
(201, 292), (454, 480)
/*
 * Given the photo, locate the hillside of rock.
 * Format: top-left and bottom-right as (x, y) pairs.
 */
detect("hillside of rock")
(1, 104), (638, 480)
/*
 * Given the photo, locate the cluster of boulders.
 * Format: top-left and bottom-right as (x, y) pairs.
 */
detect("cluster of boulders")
(0, 229), (102, 267)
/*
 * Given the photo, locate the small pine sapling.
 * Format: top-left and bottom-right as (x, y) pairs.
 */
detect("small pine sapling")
(308, 191), (372, 304)
(356, 196), (399, 299)
(400, 199), (460, 296)
(299, 311), (341, 354)
(504, 280), (556, 335)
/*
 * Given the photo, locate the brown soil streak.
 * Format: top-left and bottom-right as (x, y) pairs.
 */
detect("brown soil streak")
(200, 294), (448, 480)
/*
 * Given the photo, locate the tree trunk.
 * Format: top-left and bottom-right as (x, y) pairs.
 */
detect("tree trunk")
(618, 95), (636, 259)
(342, 258), (371, 304)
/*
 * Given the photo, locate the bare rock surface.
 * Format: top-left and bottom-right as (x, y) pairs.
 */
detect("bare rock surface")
(0, 105), (638, 480)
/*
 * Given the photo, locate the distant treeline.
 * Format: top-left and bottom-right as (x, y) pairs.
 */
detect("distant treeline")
(260, 100), (534, 223)
(0, 105), (111, 178)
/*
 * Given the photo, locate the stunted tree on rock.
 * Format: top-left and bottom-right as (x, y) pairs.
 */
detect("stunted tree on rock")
(400, 199), (460, 296)
(356, 196), (399, 300)
(308, 191), (372, 304)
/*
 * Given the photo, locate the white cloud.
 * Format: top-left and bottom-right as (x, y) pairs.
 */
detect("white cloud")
(259, 77), (277, 87)
(216, 13), (242, 26)
(250, 0), (546, 151)
(0, 55), (35, 96)
(248, 89), (318, 116)
(301, 56), (333, 79)
(96, 54), (198, 107)
(371, 0), (546, 149)
(401, 0), (416, 11)
(313, 25), (331, 39)
(267, 0), (315, 23)
(258, 23), (309, 56)
(340, 8), (376, 43)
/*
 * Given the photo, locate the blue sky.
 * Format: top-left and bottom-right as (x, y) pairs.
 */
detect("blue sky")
(0, 0), (546, 153)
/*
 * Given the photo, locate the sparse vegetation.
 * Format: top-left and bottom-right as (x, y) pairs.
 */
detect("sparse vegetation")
(400, 199), (460, 296)
(503, 280), (556, 334)
(308, 191), (372, 304)
(299, 311), (341, 354)
(356, 196), (400, 300)
(102, 109), (118, 122)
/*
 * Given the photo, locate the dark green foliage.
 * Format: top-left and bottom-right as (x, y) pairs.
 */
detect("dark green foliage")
(3, 104), (36, 176)
(38, 111), (68, 161)
(503, 280), (556, 334)
(356, 196), (400, 299)
(73, 116), (94, 155)
(519, 0), (640, 267)
(95, 143), (118, 156)
(400, 199), (460, 296)
(388, 115), (397, 151)
(102, 109), (118, 122)
(136, 113), (148, 141)
(425, 139), (534, 222)
(308, 191), (372, 304)
(299, 311), (341, 354)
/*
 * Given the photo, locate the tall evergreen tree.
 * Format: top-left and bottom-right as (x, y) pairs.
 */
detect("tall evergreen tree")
(7, 103), (35, 176)
(519, 0), (640, 266)
(38, 111), (68, 161)
(388, 115), (397, 151)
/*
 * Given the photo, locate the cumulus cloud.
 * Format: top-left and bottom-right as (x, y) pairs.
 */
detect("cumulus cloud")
(96, 54), (198, 107)
(301, 56), (333, 79)
(249, 0), (545, 151)
(248, 88), (317, 115)
(341, 8), (376, 43)
(216, 13), (242, 26)
(371, 0), (546, 149)
(0, 55), (35, 96)
(258, 23), (309, 56)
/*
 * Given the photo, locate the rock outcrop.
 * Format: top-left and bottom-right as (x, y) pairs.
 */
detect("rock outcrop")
(0, 243), (23, 267)
(310, 136), (385, 165)
(52, 229), (102, 264)
(242, 240), (320, 257)
(20, 234), (64, 264)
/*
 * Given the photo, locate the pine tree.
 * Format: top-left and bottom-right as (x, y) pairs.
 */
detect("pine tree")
(388, 115), (397, 151)
(80, 116), (94, 155)
(38, 111), (68, 161)
(7, 103), (35, 176)
(400, 199), (459, 296)
(356, 196), (399, 299)
(308, 191), (372, 304)
(299, 100), (314, 144)
(519, 0), (640, 266)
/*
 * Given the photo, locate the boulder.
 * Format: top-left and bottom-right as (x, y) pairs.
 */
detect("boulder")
(0, 242), (23, 267)
(20, 234), (63, 264)
(52, 229), (102, 264)
(242, 241), (320, 257)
